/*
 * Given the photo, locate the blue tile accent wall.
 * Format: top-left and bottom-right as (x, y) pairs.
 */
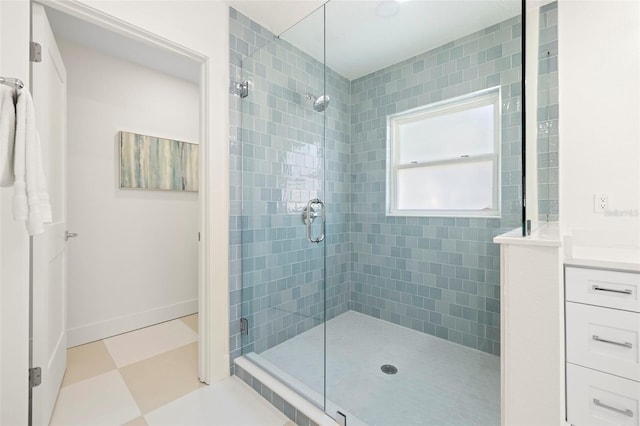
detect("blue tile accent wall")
(537, 1), (559, 220)
(348, 15), (522, 356)
(229, 7), (275, 363)
(229, 8), (351, 361)
(230, 7), (523, 360)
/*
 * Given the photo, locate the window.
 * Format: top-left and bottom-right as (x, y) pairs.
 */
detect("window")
(386, 87), (501, 217)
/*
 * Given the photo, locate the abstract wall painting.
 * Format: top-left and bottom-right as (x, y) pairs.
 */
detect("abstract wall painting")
(119, 131), (199, 192)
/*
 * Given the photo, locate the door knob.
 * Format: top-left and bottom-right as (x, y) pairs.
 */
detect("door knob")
(65, 231), (79, 241)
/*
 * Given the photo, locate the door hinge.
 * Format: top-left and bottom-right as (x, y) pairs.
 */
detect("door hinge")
(29, 367), (42, 388)
(30, 42), (42, 63)
(230, 80), (249, 98)
(240, 317), (249, 336)
(198, 231), (201, 242)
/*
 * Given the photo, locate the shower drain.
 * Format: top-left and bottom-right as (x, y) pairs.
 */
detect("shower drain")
(380, 364), (398, 375)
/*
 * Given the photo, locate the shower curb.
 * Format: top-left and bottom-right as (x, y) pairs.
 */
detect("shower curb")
(234, 356), (337, 426)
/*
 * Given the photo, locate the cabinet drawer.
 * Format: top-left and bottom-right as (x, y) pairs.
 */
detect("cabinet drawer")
(566, 267), (640, 312)
(567, 302), (640, 380)
(567, 363), (640, 426)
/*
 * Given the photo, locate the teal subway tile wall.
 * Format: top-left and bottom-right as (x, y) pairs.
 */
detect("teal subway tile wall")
(348, 15), (521, 356)
(229, 7), (522, 360)
(229, 7), (351, 361)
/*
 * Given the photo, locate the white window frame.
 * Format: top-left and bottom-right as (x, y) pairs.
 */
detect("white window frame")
(386, 87), (502, 218)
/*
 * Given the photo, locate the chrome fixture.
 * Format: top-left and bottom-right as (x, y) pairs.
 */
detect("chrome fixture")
(0, 76), (24, 89)
(592, 285), (632, 295)
(306, 93), (330, 112)
(231, 80), (249, 98)
(65, 231), (79, 241)
(304, 199), (325, 243)
(592, 335), (633, 349)
(593, 398), (633, 417)
(302, 205), (318, 225)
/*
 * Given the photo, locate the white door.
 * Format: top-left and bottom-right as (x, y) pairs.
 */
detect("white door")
(31, 3), (68, 425)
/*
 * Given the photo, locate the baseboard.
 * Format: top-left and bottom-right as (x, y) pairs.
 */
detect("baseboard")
(67, 299), (198, 347)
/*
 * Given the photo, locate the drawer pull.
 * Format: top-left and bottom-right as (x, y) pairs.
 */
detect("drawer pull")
(593, 285), (633, 295)
(592, 335), (633, 348)
(593, 398), (634, 417)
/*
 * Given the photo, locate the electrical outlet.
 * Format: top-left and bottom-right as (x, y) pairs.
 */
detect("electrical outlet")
(594, 193), (609, 213)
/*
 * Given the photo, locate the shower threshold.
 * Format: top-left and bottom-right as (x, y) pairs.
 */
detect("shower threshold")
(244, 352), (367, 426)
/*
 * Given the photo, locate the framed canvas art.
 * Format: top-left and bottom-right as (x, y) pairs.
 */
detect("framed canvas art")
(119, 131), (199, 192)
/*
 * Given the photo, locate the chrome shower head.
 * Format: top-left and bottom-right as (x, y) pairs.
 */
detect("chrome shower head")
(306, 93), (330, 112)
(313, 94), (330, 112)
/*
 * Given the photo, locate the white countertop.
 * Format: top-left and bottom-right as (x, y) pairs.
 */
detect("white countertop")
(493, 222), (562, 247)
(565, 245), (640, 272)
(564, 228), (640, 272)
(494, 223), (640, 272)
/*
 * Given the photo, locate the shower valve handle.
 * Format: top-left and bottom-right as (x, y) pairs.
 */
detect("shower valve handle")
(305, 198), (325, 244)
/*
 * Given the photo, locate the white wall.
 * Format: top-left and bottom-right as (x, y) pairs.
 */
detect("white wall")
(0, 2), (31, 424)
(0, 1), (229, 423)
(60, 40), (200, 346)
(559, 0), (640, 241)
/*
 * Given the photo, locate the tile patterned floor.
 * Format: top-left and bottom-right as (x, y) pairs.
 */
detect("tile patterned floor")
(51, 315), (291, 426)
(259, 311), (500, 426)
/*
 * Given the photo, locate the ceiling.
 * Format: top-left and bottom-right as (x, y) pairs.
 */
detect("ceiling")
(45, 6), (201, 84)
(46, 0), (527, 84)
(228, 0), (324, 35)
(231, 0), (522, 80)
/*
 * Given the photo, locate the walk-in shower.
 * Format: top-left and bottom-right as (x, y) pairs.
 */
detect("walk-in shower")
(230, 1), (524, 424)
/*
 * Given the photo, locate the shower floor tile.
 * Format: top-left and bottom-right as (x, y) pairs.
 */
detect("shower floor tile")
(259, 310), (500, 426)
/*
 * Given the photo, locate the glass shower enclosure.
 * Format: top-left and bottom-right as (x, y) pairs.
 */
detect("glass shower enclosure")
(238, 5), (330, 407)
(235, 1), (523, 424)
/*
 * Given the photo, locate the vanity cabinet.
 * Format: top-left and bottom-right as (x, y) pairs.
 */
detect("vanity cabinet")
(566, 266), (640, 426)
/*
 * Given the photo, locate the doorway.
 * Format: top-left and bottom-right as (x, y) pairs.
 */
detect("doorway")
(29, 3), (208, 424)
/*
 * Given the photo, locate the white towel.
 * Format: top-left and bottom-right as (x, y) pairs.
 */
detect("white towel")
(0, 86), (16, 186)
(14, 88), (51, 235)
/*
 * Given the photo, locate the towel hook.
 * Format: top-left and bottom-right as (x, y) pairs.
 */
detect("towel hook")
(0, 77), (24, 89)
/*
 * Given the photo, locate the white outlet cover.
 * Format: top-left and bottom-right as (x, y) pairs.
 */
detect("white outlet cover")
(594, 193), (609, 213)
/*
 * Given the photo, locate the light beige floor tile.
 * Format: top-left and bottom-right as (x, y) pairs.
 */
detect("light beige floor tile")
(283, 421), (296, 426)
(50, 370), (140, 426)
(144, 377), (290, 426)
(123, 416), (149, 426)
(104, 319), (198, 367)
(120, 342), (204, 414)
(180, 313), (198, 332)
(63, 340), (117, 387)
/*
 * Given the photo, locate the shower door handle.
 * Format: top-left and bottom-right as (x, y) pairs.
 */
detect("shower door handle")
(305, 198), (325, 244)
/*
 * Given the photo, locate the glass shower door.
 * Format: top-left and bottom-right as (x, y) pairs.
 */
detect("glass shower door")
(320, 2), (522, 425)
(238, 5), (329, 412)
